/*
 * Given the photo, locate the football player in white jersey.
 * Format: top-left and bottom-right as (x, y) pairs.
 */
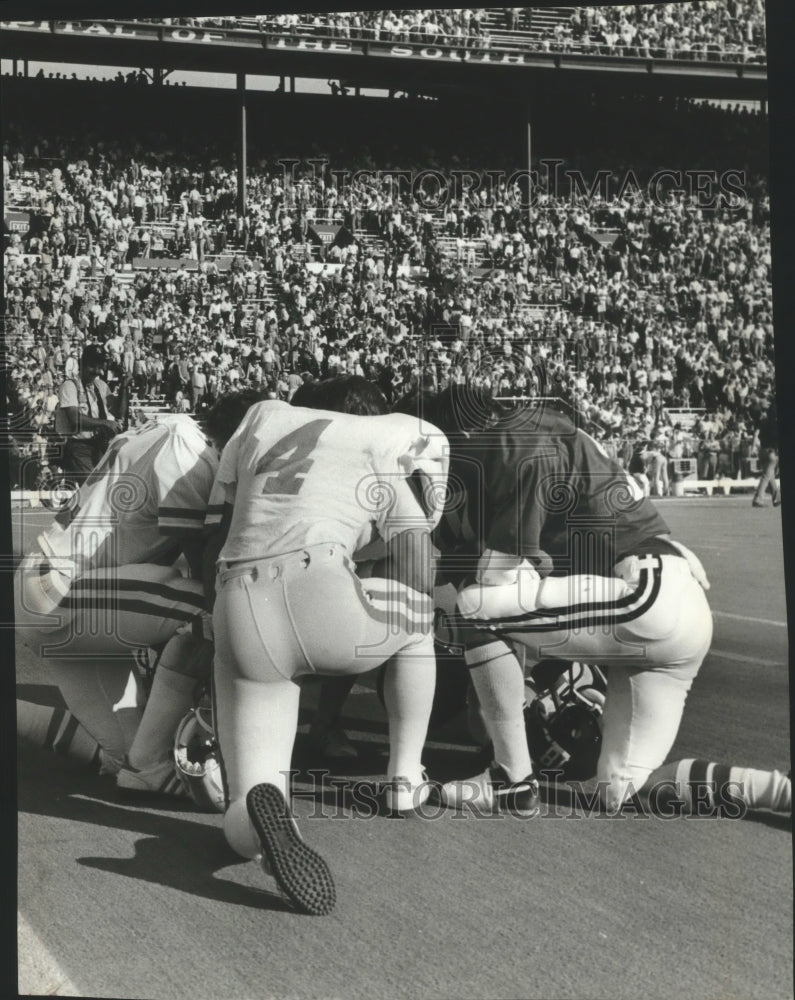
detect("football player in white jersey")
(15, 390), (265, 793)
(204, 376), (448, 915)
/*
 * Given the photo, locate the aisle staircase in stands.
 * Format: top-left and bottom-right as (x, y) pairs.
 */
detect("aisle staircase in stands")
(426, 208), (490, 268)
(482, 7), (576, 48)
(239, 271), (279, 331)
(353, 229), (389, 258)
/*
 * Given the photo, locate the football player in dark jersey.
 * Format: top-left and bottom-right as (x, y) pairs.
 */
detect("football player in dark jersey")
(406, 385), (714, 814)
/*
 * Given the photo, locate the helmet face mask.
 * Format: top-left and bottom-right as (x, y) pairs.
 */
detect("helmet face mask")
(174, 698), (226, 814)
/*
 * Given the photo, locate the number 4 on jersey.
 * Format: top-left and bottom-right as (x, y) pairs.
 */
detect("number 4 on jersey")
(254, 419), (332, 496)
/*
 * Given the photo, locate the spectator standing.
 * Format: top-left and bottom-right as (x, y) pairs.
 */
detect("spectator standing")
(54, 344), (125, 478)
(752, 403), (780, 507)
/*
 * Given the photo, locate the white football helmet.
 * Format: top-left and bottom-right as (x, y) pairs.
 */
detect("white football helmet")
(174, 698), (225, 814)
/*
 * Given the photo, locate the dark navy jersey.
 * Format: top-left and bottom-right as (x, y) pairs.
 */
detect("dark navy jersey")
(434, 404), (670, 577)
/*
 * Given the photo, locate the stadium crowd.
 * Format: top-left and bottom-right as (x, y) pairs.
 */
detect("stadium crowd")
(4, 97), (773, 493)
(137, 10), (493, 46)
(129, 4), (766, 62)
(507, 2), (766, 61)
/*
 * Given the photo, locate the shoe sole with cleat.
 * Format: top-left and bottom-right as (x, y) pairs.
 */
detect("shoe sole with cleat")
(246, 783), (336, 916)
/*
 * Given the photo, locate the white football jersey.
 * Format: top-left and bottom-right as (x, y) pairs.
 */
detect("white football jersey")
(207, 401), (448, 563)
(39, 414), (218, 572)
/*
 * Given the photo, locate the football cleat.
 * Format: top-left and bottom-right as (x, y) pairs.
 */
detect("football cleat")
(383, 769), (434, 815)
(440, 763), (540, 817)
(246, 783), (336, 916)
(116, 757), (187, 799)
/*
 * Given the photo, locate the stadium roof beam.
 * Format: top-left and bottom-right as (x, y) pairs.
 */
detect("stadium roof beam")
(0, 20), (768, 102)
(237, 72), (247, 217)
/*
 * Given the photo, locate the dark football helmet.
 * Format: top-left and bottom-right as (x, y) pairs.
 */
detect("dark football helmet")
(524, 660), (607, 781)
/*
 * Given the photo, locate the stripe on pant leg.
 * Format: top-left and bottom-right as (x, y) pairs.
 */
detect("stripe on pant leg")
(70, 577), (205, 611)
(44, 707), (66, 751)
(468, 560), (662, 635)
(53, 713), (80, 756)
(58, 597), (199, 622)
(351, 576), (433, 636)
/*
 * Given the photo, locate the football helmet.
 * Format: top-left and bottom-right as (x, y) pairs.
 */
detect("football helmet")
(525, 660), (607, 781)
(174, 691), (226, 813)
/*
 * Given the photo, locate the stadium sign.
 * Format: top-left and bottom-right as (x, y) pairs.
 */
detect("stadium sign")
(268, 36), (565, 66)
(3, 21), (553, 61)
(1, 20), (227, 43)
(4, 210), (32, 234)
(0, 22), (665, 68)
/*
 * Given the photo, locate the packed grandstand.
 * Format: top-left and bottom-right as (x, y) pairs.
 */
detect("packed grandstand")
(130, 5), (767, 63)
(3, 6), (772, 497)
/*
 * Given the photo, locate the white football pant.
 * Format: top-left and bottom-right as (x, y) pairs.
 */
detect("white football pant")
(213, 543), (435, 859)
(15, 554), (205, 765)
(464, 554), (713, 811)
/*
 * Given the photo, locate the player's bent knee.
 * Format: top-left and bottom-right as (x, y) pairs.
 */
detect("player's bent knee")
(224, 798), (261, 859)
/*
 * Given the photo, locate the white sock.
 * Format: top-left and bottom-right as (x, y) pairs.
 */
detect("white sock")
(127, 667), (196, 769)
(382, 635), (436, 784)
(17, 699), (101, 768)
(729, 765), (791, 813)
(51, 658), (145, 764)
(127, 634), (212, 770)
(466, 640), (533, 782)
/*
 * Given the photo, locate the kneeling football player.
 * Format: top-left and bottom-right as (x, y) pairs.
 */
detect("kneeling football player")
(15, 390), (265, 794)
(409, 385), (717, 816)
(203, 376), (448, 915)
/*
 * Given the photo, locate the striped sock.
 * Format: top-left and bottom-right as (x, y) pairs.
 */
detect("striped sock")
(17, 699), (102, 769)
(649, 759), (791, 815)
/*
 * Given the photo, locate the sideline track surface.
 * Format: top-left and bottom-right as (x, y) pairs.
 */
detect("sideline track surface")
(15, 498), (793, 999)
